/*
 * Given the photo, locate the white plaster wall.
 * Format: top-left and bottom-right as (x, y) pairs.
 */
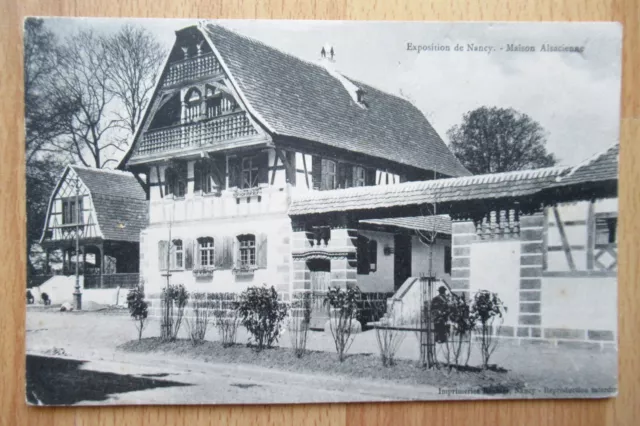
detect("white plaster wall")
(357, 230), (394, 292)
(141, 214), (292, 297)
(541, 276), (617, 333)
(469, 240), (521, 327)
(411, 236), (449, 278)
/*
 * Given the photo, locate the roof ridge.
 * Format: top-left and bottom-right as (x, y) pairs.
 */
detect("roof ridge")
(71, 164), (137, 177)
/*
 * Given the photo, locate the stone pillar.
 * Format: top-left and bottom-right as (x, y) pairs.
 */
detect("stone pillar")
(291, 221), (313, 296)
(327, 224), (358, 290)
(450, 219), (476, 299)
(518, 211), (545, 339)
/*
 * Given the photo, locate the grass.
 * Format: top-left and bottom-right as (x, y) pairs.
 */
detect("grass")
(119, 337), (524, 392)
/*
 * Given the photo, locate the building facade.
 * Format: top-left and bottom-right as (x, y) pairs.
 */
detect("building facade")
(119, 23), (468, 308)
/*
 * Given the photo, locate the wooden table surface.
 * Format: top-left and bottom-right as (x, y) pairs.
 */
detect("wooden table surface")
(1, 1), (638, 425)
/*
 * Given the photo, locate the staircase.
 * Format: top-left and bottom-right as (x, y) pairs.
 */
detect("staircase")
(383, 275), (452, 326)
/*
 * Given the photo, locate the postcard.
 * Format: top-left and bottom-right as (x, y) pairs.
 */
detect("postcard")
(24, 18), (621, 405)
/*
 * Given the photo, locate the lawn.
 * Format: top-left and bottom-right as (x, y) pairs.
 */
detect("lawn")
(120, 337), (524, 394)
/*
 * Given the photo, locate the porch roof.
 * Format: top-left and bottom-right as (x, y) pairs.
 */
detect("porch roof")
(288, 167), (567, 217)
(361, 215), (452, 235)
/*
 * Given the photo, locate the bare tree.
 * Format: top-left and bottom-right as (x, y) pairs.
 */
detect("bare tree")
(102, 25), (166, 135)
(48, 30), (121, 168)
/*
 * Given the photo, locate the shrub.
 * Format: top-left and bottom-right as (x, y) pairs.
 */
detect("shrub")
(186, 292), (213, 346)
(213, 307), (241, 347)
(41, 292), (50, 305)
(237, 285), (288, 351)
(288, 292), (313, 358)
(441, 293), (475, 369)
(374, 306), (405, 367)
(324, 285), (360, 362)
(160, 284), (189, 342)
(471, 290), (506, 369)
(126, 285), (149, 341)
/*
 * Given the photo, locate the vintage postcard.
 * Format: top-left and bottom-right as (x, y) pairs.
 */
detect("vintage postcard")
(24, 18), (621, 405)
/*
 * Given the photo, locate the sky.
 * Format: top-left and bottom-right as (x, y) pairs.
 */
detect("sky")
(43, 18), (623, 167)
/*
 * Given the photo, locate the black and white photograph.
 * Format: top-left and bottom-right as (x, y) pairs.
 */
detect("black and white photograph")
(24, 18), (621, 406)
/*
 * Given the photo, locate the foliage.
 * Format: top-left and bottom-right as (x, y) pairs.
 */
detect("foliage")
(126, 285), (148, 341)
(374, 307), (406, 367)
(41, 292), (51, 305)
(237, 285), (288, 351)
(288, 292), (313, 358)
(439, 294), (476, 369)
(160, 284), (189, 342)
(447, 106), (557, 174)
(471, 290), (507, 369)
(213, 307), (241, 348)
(186, 292), (213, 346)
(323, 285), (360, 362)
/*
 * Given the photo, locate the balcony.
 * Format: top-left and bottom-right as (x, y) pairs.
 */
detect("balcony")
(163, 53), (223, 87)
(137, 111), (259, 156)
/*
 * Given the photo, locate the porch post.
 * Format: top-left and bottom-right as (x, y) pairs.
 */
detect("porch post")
(99, 242), (104, 289)
(328, 215), (358, 290)
(82, 246), (86, 275)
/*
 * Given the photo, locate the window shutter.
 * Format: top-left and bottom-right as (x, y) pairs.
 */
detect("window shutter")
(193, 161), (202, 193)
(158, 241), (168, 270)
(337, 163), (346, 189)
(365, 168), (376, 186)
(214, 237), (225, 268)
(164, 169), (173, 196)
(312, 156), (322, 190)
(257, 151), (269, 185)
(368, 240), (378, 272)
(356, 235), (370, 275)
(219, 236), (235, 269)
(228, 157), (240, 188)
(185, 238), (194, 270)
(256, 233), (268, 268)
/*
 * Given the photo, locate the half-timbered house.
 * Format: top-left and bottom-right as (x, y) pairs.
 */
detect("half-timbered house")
(117, 23), (469, 312)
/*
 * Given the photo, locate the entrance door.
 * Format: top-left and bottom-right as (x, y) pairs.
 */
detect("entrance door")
(394, 234), (412, 290)
(307, 259), (331, 329)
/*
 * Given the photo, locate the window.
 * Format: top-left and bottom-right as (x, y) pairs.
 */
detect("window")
(322, 159), (337, 190)
(195, 160), (224, 194)
(165, 165), (187, 198)
(595, 215), (617, 245)
(353, 166), (366, 187)
(171, 239), (184, 269)
(241, 156), (259, 189)
(237, 234), (256, 268)
(198, 237), (215, 267)
(357, 235), (377, 275)
(61, 198), (83, 225)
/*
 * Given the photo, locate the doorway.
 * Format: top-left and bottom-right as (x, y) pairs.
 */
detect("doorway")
(394, 234), (412, 290)
(307, 259), (331, 329)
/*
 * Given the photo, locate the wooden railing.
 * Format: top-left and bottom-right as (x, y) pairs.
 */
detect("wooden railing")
(84, 273), (139, 289)
(163, 53), (222, 87)
(138, 111), (258, 155)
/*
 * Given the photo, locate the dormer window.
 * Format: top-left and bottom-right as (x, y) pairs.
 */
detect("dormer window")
(356, 89), (366, 104)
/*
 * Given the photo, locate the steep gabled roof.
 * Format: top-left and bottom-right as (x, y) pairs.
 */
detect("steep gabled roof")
(41, 166), (147, 243)
(200, 24), (470, 177)
(70, 166), (148, 242)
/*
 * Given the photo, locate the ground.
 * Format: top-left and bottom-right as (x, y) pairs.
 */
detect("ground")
(26, 308), (618, 405)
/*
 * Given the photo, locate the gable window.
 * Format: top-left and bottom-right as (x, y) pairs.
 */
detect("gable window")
(165, 165), (187, 198)
(595, 214), (617, 245)
(61, 198), (83, 225)
(171, 239), (184, 270)
(353, 166), (366, 187)
(198, 237), (215, 267)
(184, 88), (202, 122)
(237, 234), (256, 268)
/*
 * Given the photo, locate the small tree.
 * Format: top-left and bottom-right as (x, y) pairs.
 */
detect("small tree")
(324, 285), (360, 362)
(288, 292), (313, 358)
(160, 284), (189, 342)
(237, 285), (288, 351)
(186, 292), (212, 346)
(471, 290), (506, 369)
(126, 285), (148, 341)
(374, 305), (406, 367)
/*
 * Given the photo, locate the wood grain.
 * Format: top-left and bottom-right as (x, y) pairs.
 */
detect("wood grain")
(1, 1), (638, 425)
